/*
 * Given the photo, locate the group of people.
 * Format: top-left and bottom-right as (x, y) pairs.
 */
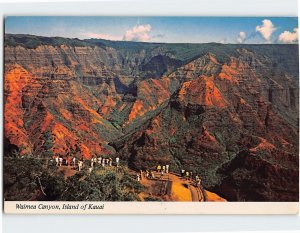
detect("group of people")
(181, 169), (203, 187)
(88, 156), (120, 174)
(54, 155), (120, 173)
(136, 170), (157, 181)
(156, 164), (170, 174)
(94, 156), (119, 167)
(54, 155), (203, 187)
(136, 164), (170, 182)
(54, 155), (85, 170)
(90, 156), (114, 168)
(181, 169), (193, 180)
(135, 164), (203, 189)
(55, 156), (64, 167)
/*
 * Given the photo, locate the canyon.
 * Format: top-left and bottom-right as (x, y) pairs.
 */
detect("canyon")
(4, 34), (299, 201)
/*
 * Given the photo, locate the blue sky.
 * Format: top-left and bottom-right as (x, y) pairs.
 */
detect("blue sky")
(5, 16), (298, 44)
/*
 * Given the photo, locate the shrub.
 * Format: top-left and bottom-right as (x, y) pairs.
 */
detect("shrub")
(4, 157), (144, 201)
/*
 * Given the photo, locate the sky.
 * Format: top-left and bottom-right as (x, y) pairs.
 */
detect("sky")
(5, 16), (299, 44)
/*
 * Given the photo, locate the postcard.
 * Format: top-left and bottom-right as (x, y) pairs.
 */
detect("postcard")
(3, 16), (299, 214)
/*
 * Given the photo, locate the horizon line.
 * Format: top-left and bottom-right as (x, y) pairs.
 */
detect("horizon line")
(5, 33), (299, 45)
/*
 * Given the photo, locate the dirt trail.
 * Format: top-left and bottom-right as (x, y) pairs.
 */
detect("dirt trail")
(167, 173), (203, 202)
(189, 184), (203, 201)
(140, 172), (204, 202)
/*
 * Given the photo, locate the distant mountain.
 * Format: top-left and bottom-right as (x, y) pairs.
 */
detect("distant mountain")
(4, 34), (299, 201)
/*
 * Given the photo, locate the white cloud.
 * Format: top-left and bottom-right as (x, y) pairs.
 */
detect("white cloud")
(123, 24), (152, 42)
(278, 28), (298, 43)
(81, 32), (121, 41)
(256, 19), (276, 42)
(237, 31), (246, 43)
(79, 24), (155, 42)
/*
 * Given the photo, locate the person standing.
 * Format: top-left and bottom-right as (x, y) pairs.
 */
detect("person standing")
(78, 161), (83, 171)
(102, 158), (105, 167)
(91, 157), (94, 168)
(109, 158), (113, 167)
(197, 177), (202, 188)
(88, 167), (93, 175)
(80, 156), (84, 170)
(55, 156), (59, 166)
(98, 156), (102, 165)
(181, 169), (185, 177)
(140, 170), (143, 180)
(185, 171), (189, 180)
(157, 165), (161, 173)
(59, 157), (63, 166)
(116, 157), (120, 167)
(72, 156), (76, 168)
(151, 171), (155, 179)
(166, 164), (169, 173)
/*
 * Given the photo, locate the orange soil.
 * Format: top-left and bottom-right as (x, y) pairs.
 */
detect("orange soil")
(250, 137), (275, 153)
(171, 182), (192, 201)
(205, 190), (227, 202)
(167, 173), (193, 201)
(4, 65), (32, 155)
(41, 112), (55, 132)
(179, 76), (227, 108)
(127, 78), (171, 122)
(139, 172), (225, 202)
(218, 63), (239, 83)
(128, 99), (146, 121)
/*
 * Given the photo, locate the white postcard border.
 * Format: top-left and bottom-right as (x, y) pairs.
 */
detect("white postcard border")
(4, 201), (299, 215)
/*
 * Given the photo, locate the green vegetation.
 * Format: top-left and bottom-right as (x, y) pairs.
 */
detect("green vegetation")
(61, 167), (143, 201)
(5, 34), (96, 49)
(4, 157), (143, 201)
(24, 118), (33, 129)
(41, 131), (55, 157)
(4, 157), (64, 201)
(169, 136), (177, 144)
